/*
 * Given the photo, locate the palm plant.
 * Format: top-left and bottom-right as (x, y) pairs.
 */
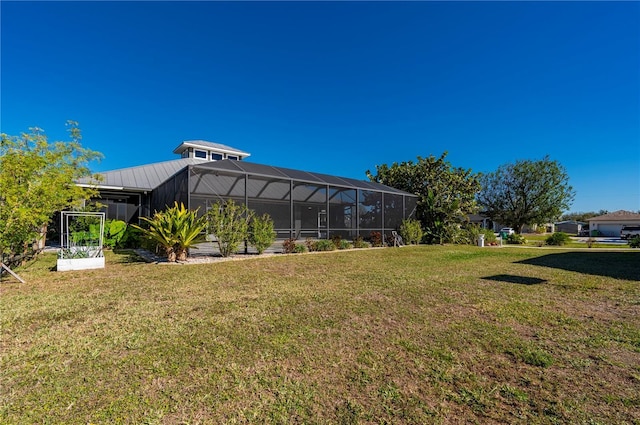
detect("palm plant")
(133, 202), (206, 262)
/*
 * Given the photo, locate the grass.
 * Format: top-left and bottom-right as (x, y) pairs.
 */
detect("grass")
(1, 246), (639, 424)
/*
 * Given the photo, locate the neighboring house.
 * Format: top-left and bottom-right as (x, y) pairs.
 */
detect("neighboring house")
(78, 140), (418, 240)
(468, 214), (497, 231)
(554, 220), (586, 235)
(587, 210), (640, 237)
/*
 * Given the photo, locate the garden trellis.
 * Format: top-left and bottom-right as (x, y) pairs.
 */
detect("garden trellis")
(57, 211), (106, 271)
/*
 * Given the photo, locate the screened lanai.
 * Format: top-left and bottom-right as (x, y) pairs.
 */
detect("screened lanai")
(151, 160), (418, 240)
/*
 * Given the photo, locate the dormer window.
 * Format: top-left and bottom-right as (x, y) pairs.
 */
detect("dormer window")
(194, 150), (207, 159)
(211, 153), (223, 160)
(227, 155), (239, 161)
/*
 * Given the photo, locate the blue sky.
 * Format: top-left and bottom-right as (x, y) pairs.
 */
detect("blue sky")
(2, 1), (639, 214)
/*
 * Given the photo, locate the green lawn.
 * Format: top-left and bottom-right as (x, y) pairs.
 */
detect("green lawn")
(2, 246), (639, 424)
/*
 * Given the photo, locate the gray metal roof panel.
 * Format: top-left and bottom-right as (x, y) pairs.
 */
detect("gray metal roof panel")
(78, 158), (200, 190)
(81, 158), (415, 197)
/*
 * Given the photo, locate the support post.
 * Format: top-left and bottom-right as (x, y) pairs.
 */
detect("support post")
(0, 262), (25, 284)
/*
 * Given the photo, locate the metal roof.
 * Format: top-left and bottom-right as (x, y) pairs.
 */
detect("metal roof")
(79, 159), (416, 197)
(78, 158), (201, 191)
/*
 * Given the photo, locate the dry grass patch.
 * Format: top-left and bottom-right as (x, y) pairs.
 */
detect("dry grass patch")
(1, 246), (639, 424)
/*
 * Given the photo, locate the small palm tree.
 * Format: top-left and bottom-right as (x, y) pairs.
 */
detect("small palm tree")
(133, 202), (206, 262)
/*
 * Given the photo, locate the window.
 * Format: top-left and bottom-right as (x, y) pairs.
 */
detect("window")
(194, 150), (207, 159)
(211, 153), (223, 160)
(227, 155), (239, 161)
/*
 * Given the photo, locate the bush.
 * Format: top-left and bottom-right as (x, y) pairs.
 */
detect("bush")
(546, 232), (571, 246)
(481, 228), (497, 244)
(206, 200), (253, 257)
(305, 237), (316, 252)
(293, 244), (307, 253)
(331, 235), (343, 249)
(314, 239), (336, 252)
(629, 236), (640, 248)
(369, 231), (383, 247)
(132, 202), (207, 262)
(399, 219), (423, 245)
(456, 225), (497, 246)
(506, 233), (526, 245)
(352, 236), (370, 249)
(248, 214), (276, 254)
(282, 238), (297, 254)
(338, 239), (352, 250)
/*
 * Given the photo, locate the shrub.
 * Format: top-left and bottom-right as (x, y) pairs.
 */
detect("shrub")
(331, 234), (342, 249)
(456, 225), (497, 246)
(282, 238), (297, 254)
(293, 244), (307, 253)
(248, 214), (276, 254)
(481, 228), (497, 244)
(546, 232), (571, 246)
(629, 236), (640, 248)
(369, 231), (383, 247)
(314, 239), (336, 252)
(506, 233), (526, 245)
(352, 236), (369, 249)
(305, 237), (317, 252)
(103, 219), (141, 249)
(338, 239), (352, 250)
(399, 219), (423, 245)
(206, 200), (253, 257)
(132, 202), (207, 262)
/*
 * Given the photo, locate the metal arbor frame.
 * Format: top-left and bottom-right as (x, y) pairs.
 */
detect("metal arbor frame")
(59, 211), (106, 259)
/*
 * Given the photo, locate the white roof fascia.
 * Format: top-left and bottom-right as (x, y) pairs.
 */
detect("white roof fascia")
(76, 183), (125, 191)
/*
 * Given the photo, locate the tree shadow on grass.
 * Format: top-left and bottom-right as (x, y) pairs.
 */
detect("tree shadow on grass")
(111, 249), (148, 264)
(516, 252), (640, 282)
(482, 275), (547, 285)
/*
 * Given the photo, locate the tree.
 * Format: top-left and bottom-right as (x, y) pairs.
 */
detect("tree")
(0, 122), (102, 265)
(477, 156), (575, 233)
(367, 152), (481, 244)
(206, 199), (254, 257)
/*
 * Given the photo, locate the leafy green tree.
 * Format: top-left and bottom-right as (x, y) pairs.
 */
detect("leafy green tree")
(478, 156), (575, 234)
(367, 152), (481, 244)
(0, 122), (101, 265)
(133, 202), (207, 262)
(248, 213), (276, 254)
(206, 199), (253, 257)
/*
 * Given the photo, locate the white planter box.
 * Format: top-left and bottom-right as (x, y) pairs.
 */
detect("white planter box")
(57, 256), (105, 272)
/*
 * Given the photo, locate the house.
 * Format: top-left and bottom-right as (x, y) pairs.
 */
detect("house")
(78, 140), (418, 240)
(587, 210), (640, 237)
(554, 220), (586, 235)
